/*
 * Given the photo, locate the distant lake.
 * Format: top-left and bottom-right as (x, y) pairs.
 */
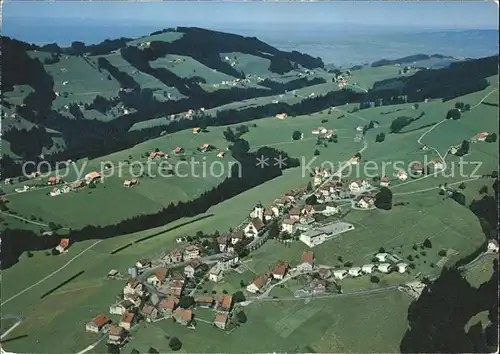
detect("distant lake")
(3, 18), (498, 67)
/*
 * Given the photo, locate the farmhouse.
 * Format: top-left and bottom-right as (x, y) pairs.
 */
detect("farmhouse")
(397, 169), (408, 181)
(324, 129), (335, 139)
(297, 251), (314, 272)
(199, 144), (210, 153)
(123, 179), (138, 187)
(377, 263), (391, 273)
(55, 238), (70, 253)
(119, 311), (136, 330)
(193, 127), (201, 134)
(396, 263), (408, 273)
(147, 268), (169, 287)
(272, 261), (289, 280)
(428, 158), (444, 171)
(380, 176), (391, 187)
(85, 171), (101, 183)
(348, 267), (362, 277)
(299, 222), (355, 248)
(141, 305), (158, 322)
(474, 132), (489, 142)
(157, 297), (179, 316)
(173, 146), (184, 154)
(217, 295), (233, 312)
(184, 244), (201, 260)
(217, 151), (225, 158)
(48, 176), (63, 185)
(375, 253), (389, 262)
(149, 151), (165, 159)
(214, 313), (229, 330)
(275, 113), (287, 119)
(246, 274), (269, 293)
(350, 156), (361, 165)
(357, 196), (375, 209)
(410, 163), (424, 176)
(184, 259), (203, 278)
(195, 297), (214, 308)
(50, 188), (61, 197)
(333, 270), (348, 280)
(244, 218), (265, 237)
(487, 239), (499, 253)
(173, 309), (193, 326)
(217, 234), (233, 253)
(107, 325), (127, 346)
(361, 264), (375, 274)
(85, 314), (111, 333)
(109, 300), (134, 315)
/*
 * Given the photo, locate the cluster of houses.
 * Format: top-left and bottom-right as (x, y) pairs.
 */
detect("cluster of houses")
(245, 260), (291, 294)
(331, 252), (408, 280)
(470, 132), (489, 143)
(311, 127), (335, 139)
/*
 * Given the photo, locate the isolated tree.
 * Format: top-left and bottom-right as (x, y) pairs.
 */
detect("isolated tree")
(413, 103), (420, 110)
(223, 127), (236, 142)
(438, 249), (447, 257)
(378, 247), (386, 253)
(455, 102), (465, 110)
(232, 291), (246, 303)
(463, 103), (471, 111)
(292, 131), (302, 141)
(459, 183), (466, 190)
(306, 181), (313, 192)
(455, 140), (470, 156)
(479, 185), (488, 194)
(27, 251), (34, 258)
(314, 149), (320, 156)
(338, 256), (343, 263)
(375, 187), (393, 210)
(375, 133), (386, 143)
(446, 108), (461, 120)
(423, 238), (433, 249)
(485, 133), (497, 143)
(236, 311), (247, 324)
(370, 276), (380, 283)
(169, 337), (182, 351)
(48, 222), (58, 231)
(354, 152), (362, 159)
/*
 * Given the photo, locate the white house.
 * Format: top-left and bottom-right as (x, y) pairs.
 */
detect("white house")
(357, 196), (375, 209)
(356, 126), (364, 132)
(123, 279), (144, 297)
(109, 301), (134, 315)
(396, 263), (408, 273)
(147, 268), (169, 287)
(333, 270), (348, 280)
(349, 180), (370, 193)
(348, 267), (362, 277)
(397, 170), (408, 181)
(325, 202), (340, 215)
(297, 251), (314, 272)
(289, 208), (301, 220)
(429, 158), (444, 171)
(377, 263), (391, 273)
(217, 253), (239, 270)
(208, 264), (224, 282)
(281, 218), (297, 234)
(264, 209), (274, 222)
(244, 218), (265, 237)
(250, 203), (265, 221)
(379, 177), (391, 187)
(361, 264), (375, 274)
(135, 259), (151, 272)
(85, 314), (111, 333)
(375, 253), (389, 262)
(487, 239), (499, 253)
(246, 275), (269, 293)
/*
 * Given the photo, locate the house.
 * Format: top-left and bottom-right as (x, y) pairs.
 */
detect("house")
(50, 188), (61, 197)
(141, 305), (158, 322)
(208, 264), (224, 282)
(333, 270), (348, 280)
(310, 279), (327, 293)
(396, 263), (408, 273)
(217, 253), (239, 270)
(217, 234), (233, 253)
(4, 178), (13, 185)
(199, 144), (210, 153)
(312, 204), (327, 214)
(375, 253), (389, 262)
(55, 238), (70, 253)
(195, 297), (214, 308)
(157, 297), (179, 315)
(85, 314), (111, 333)
(289, 207), (301, 220)
(149, 151), (165, 159)
(264, 209), (275, 221)
(361, 264), (375, 274)
(379, 176), (391, 187)
(214, 313), (229, 330)
(119, 311), (136, 331)
(377, 263), (391, 273)
(271, 205), (280, 217)
(184, 259), (203, 278)
(217, 151), (225, 158)
(348, 267), (362, 277)
(281, 218), (297, 234)
(71, 180), (85, 189)
(312, 129), (320, 135)
(123, 179), (138, 188)
(147, 268), (169, 287)
(135, 259), (152, 272)
(356, 126), (364, 132)
(350, 156), (360, 165)
(85, 171), (101, 183)
(217, 295), (233, 312)
(325, 202), (340, 215)
(61, 185), (71, 193)
(410, 163), (424, 176)
(173, 309), (193, 326)
(297, 251), (314, 272)
(487, 239), (499, 253)
(357, 196), (375, 209)
(123, 279), (145, 296)
(170, 280), (185, 298)
(324, 129), (335, 139)
(48, 176), (63, 185)
(107, 325), (127, 346)
(173, 146), (184, 154)
(272, 261), (289, 280)
(193, 127), (201, 134)
(244, 218), (265, 237)
(275, 113), (287, 119)
(110, 301), (134, 315)
(246, 274), (269, 293)
(476, 132), (489, 142)
(229, 231), (245, 245)
(317, 267), (331, 279)
(319, 186), (331, 197)
(183, 244), (201, 260)
(349, 180), (370, 193)
(167, 248), (183, 263)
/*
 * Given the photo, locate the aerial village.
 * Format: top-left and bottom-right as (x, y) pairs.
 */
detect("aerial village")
(80, 159), (436, 349)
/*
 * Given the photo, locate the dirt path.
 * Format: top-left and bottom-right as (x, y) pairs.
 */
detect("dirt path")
(0, 211), (70, 230)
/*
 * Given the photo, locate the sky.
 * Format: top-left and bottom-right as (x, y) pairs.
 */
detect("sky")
(3, 1), (499, 30)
